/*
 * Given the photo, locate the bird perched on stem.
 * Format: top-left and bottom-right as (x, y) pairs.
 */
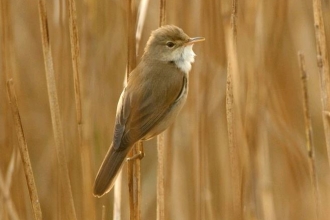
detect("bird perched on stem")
(93, 25), (204, 197)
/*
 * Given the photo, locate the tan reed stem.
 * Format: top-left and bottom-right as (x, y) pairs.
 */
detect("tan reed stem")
(113, 169), (123, 220)
(0, 148), (19, 220)
(37, 0), (77, 218)
(157, 133), (165, 220)
(226, 0), (242, 219)
(0, 0), (11, 80)
(66, 0), (95, 219)
(101, 205), (106, 220)
(67, 0), (82, 125)
(156, 0), (166, 219)
(127, 0), (142, 219)
(298, 52), (320, 220)
(159, 0), (166, 27)
(226, 65), (241, 220)
(312, 0), (330, 169)
(6, 79), (42, 220)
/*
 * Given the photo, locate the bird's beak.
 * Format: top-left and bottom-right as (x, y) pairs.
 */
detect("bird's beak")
(185, 37), (205, 46)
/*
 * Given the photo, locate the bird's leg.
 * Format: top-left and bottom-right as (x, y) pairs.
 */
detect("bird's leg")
(126, 142), (145, 161)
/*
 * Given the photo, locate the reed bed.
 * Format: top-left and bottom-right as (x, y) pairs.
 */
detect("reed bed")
(1, 0), (330, 219)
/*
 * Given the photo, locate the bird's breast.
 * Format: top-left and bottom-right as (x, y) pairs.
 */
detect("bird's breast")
(142, 75), (188, 140)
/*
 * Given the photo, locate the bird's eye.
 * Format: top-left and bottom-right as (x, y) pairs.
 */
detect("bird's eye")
(166, 42), (175, 48)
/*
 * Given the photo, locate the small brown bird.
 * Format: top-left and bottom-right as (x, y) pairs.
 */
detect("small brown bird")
(93, 25), (204, 197)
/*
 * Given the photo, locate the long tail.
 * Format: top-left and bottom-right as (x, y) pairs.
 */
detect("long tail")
(93, 143), (130, 197)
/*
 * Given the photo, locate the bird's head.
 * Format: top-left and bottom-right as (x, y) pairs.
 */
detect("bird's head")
(143, 25), (205, 73)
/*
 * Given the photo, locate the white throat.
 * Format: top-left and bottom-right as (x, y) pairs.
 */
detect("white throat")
(174, 45), (196, 74)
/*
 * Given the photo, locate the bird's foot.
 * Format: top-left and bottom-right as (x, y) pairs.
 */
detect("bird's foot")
(126, 151), (145, 161)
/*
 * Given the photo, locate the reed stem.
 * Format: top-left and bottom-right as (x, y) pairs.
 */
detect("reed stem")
(6, 79), (42, 220)
(66, 0), (95, 219)
(298, 52), (320, 220)
(156, 1), (166, 219)
(127, 0), (142, 219)
(312, 0), (330, 169)
(226, 0), (242, 219)
(37, 0), (77, 218)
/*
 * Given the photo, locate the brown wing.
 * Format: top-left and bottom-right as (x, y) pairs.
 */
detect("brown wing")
(113, 60), (185, 151)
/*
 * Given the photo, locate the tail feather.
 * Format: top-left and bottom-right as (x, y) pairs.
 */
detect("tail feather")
(93, 143), (130, 197)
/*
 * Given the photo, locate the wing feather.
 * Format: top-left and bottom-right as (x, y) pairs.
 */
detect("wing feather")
(112, 61), (185, 151)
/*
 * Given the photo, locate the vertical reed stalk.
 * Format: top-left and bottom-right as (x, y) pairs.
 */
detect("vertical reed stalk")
(312, 0), (330, 168)
(0, 151), (19, 220)
(128, 141), (142, 220)
(113, 170), (123, 220)
(157, 133), (165, 220)
(1, 0), (13, 172)
(226, 65), (241, 220)
(127, 0), (137, 73)
(298, 52), (319, 219)
(0, 0), (11, 80)
(67, 0), (82, 126)
(127, 0), (142, 219)
(101, 205), (106, 220)
(66, 0), (95, 219)
(258, 126), (276, 220)
(37, 0), (77, 219)
(159, 0), (166, 27)
(156, 1), (166, 219)
(226, 0), (242, 219)
(136, 0), (149, 52)
(6, 79), (42, 220)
